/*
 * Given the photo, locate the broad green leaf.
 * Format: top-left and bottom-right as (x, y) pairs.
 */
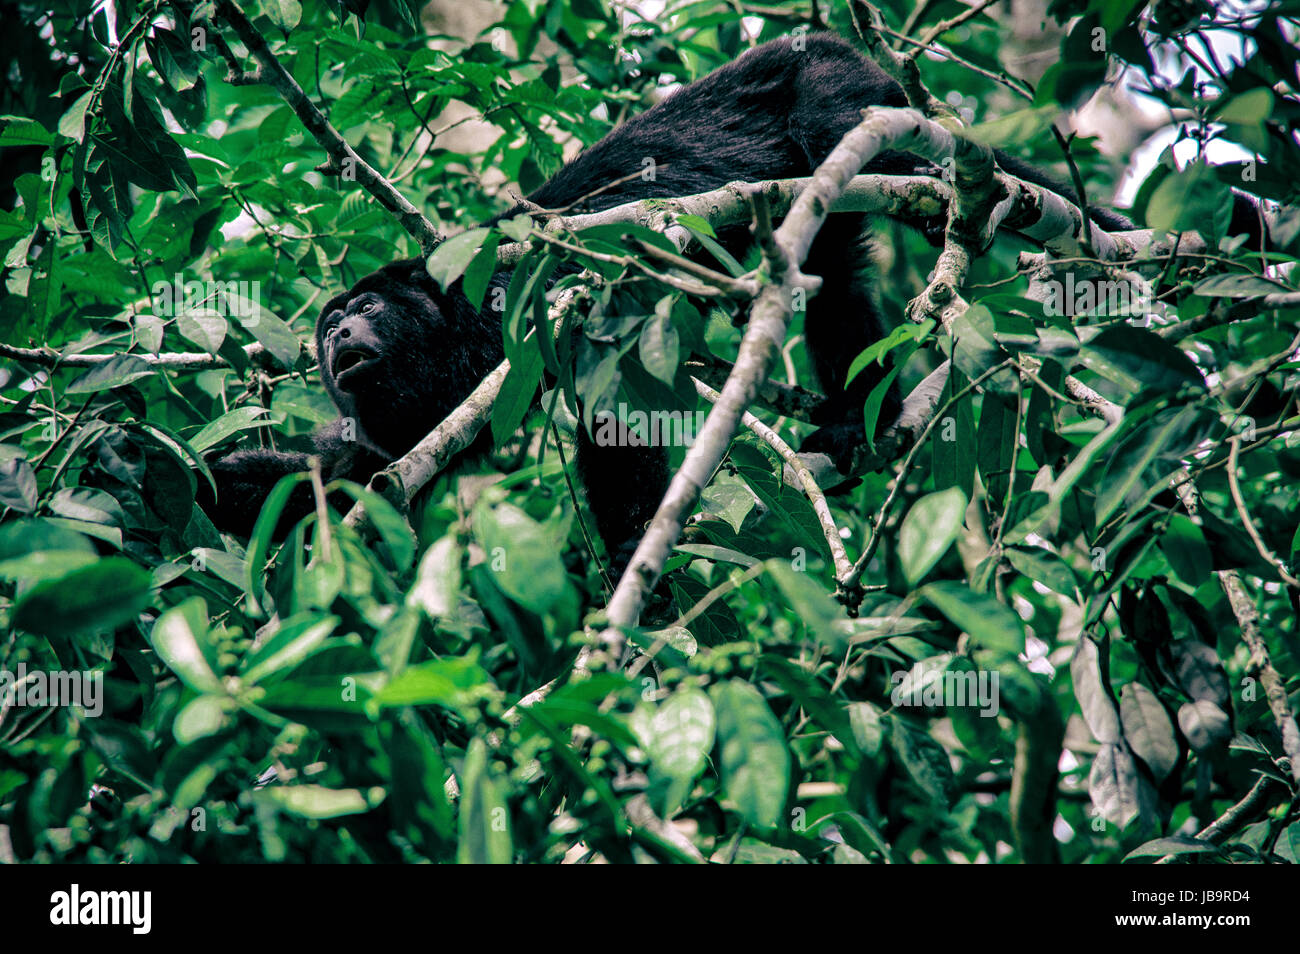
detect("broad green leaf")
(886, 713), (957, 807)
(0, 458), (37, 513)
(245, 471), (312, 616)
(13, 558), (152, 638)
(919, 581), (1025, 658)
(898, 487), (966, 586)
(1124, 837), (1221, 861)
(710, 679), (790, 829)
(1178, 699), (1231, 753)
(263, 0), (303, 34)
(631, 687), (715, 815)
(472, 500), (567, 615)
(457, 738), (511, 864)
(1171, 639), (1229, 706)
(235, 307), (303, 368)
(426, 227), (491, 291)
(1071, 637), (1121, 743)
(1078, 328), (1204, 400)
(240, 614), (338, 685)
(1160, 514), (1212, 587)
(764, 560), (843, 647)
(1089, 741), (1155, 829)
(65, 355), (154, 393)
(407, 535), (463, 618)
(1119, 683), (1178, 782)
(189, 407), (274, 453)
(149, 596), (222, 693)
(1004, 546), (1078, 597)
(847, 701), (885, 756)
(1095, 405), (1204, 525)
(254, 784), (381, 819)
(373, 657), (492, 712)
(638, 303), (680, 385)
(173, 694), (232, 743)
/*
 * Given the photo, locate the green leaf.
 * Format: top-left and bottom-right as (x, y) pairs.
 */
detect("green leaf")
(254, 784), (381, 819)
(1096, 406), (1211, 526)
(1145, 160), (1234, 239)
(175, 311), (228, 353)
(638, 302), (680, 385)
(245, 471), (312, 616)
(898, 487), (967, 586)
(0, 458), (37, 513)
(1124, 837), (1220, 861)
(58, 90), (94, 142)
(457, 738), (512, 863)
(263, 0), (304, 34)
(710, 679), (790, 829)
(472, 500), (567, 615)
(847, 701), (885, 757)
(491, 337), (544, 448)
(327, 481), (416, 571)
(240, 614), (339, 685)
(65, 355), (154, 393)
(1090, 741), (1156, 829)
(1160, 514), (1212, 587)
(461, 234), (502, 315)
(13, 557), (152, 638)
(1078, 327), (1204, 401)
(1071, 637), (1121, 743)
(1004, 546), (1078, 598)
(1171, 639), (1229, 706)
(173, 694), (232, 743)
(149, 596), (222, 693)
(189, 406), (274, 453)
(1178, 699), (1231, 753)
(886, 713), (957, 807)
(631, 687), (715, 815)
(674, 213), (716, 238)
(407, 535), (463, 619)
(1215, 88), (1273, 125)
(373, 657), (492, 712)
(1119, 683), (1178, 782)
(919, 581), (1024, 658)
(426, 228), (492, 291)
(763, 560), (844, 647)
(0, 117), (54, 146)
(235, 307), (303, 368)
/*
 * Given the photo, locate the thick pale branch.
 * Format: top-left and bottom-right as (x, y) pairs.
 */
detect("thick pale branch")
(693, 377), (852, 581)
(601, 106), (947, 642)
(1218, 570), (1300, 785)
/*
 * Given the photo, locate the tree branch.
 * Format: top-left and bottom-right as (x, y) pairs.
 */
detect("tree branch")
(0, 340), (268, 370)
(693, 377), (852, 581)
(209, 0), (442, 255)
(599, 105), (950, 649)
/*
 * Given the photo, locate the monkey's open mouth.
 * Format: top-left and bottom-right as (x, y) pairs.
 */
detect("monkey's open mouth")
(333, 346), (380, 384)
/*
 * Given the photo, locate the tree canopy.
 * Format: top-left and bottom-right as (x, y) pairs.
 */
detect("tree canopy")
(0, 0), (1298, 865)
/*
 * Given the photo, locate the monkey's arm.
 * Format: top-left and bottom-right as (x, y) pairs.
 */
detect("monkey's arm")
(199, 420), (391, 536)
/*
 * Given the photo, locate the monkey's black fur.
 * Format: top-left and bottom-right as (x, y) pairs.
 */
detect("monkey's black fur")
(205, 34), (1143, 554)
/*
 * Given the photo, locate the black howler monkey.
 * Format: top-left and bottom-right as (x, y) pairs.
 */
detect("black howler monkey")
(203, 33), (1146, 556)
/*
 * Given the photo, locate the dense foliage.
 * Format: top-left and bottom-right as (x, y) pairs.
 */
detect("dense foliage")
(1, 0), (1298, 864)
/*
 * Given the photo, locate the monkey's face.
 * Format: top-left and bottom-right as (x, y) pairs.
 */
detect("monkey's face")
(314, 259), (504, 458)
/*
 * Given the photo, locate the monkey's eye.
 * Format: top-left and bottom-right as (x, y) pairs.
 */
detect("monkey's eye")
(360, 300), (377, 315)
